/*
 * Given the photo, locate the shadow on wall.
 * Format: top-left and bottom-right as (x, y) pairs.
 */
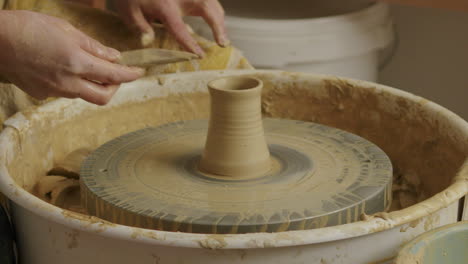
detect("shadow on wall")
(380, 5), (468, 120)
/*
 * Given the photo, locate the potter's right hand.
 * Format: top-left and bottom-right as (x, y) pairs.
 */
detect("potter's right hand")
(0, 11), (144, 105)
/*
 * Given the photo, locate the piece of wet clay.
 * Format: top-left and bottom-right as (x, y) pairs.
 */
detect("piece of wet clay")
(48, 148), (92, 179)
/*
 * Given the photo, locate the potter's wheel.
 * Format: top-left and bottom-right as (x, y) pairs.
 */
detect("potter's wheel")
(81, 76), (392, 234)
(81, 119), (392, 233)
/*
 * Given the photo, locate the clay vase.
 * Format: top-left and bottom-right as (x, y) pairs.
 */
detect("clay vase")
(199, 76), (271, 178)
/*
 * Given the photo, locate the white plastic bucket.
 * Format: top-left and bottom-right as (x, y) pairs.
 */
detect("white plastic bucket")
(187, 1), (394, 81)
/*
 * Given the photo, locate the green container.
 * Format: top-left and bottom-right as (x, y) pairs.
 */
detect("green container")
(395, 221), (468, 264)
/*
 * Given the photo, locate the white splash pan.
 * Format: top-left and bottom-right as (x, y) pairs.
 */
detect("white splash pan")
(0, 70), (466, 264)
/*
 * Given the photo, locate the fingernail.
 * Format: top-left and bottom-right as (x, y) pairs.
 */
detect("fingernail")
(219, 35), (231, 47)
(141, 31), (155, 47)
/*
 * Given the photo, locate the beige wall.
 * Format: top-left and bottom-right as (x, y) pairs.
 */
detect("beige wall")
(380, 4), (468, 120)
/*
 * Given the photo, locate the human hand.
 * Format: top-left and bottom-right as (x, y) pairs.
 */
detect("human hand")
(114, 0), (229, 57)
(0, 10), (144, 105)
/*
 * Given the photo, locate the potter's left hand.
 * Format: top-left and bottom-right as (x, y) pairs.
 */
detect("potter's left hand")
(114, 0), (229, 57)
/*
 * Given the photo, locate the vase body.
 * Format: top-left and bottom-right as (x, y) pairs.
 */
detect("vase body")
(199, 76), (271, 178)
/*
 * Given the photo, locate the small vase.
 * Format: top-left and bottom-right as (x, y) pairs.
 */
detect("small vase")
(199, 76), (271, 178)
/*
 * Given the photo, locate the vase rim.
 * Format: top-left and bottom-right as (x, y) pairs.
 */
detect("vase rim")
(208, 76), (262, 93)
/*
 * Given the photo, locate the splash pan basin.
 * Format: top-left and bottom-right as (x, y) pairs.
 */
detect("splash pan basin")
(0, 70), (466, 264)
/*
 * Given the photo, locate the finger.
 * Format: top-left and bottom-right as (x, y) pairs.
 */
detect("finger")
(47, 77), (117, 105)
(75, 79), (119, 106)
(78, 53), (144, 84)
(120, 3), (155, 46)
(161, 13), (205, 57)
(199, 0), (229, 46)
(74, 29), (121, 62)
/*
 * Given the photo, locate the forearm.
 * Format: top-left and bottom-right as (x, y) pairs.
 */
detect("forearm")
(381, 0), (468, 11)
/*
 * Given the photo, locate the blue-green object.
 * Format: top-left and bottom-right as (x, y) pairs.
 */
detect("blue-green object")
(395, 221), (468, 264)
(0, 205), (15, 264)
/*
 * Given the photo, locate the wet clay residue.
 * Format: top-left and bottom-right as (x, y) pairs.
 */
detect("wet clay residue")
(34, 149), (91, 214)
(261, 76), (466, 211)
(390, 168), (427, 211)
(26, 75), (467, 227)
